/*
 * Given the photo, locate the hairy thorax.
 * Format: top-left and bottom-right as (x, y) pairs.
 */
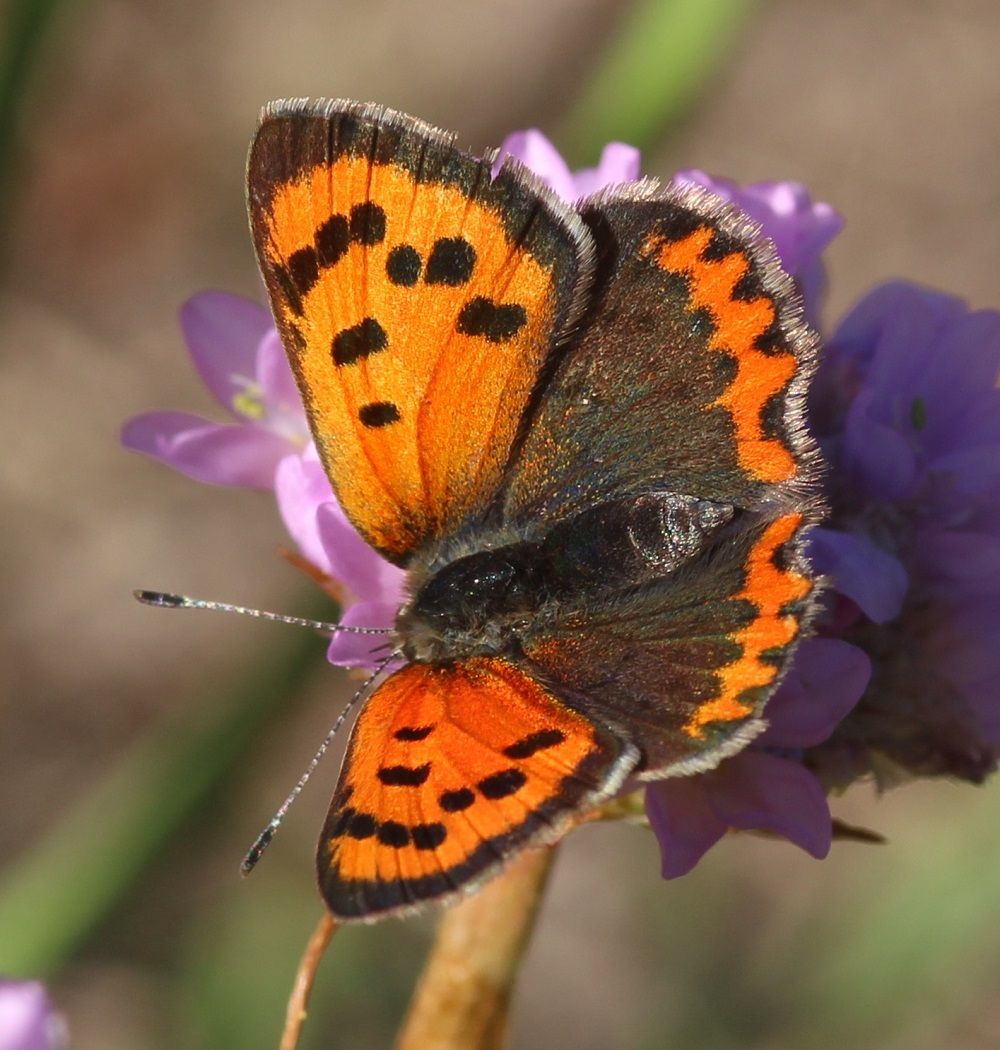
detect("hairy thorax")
(396, 492), (735, 664)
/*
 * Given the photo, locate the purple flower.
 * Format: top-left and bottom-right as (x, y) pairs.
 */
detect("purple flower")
(122, 291), (309, 488)
(0, 980), (66, 1050)
(646, 639), (871, 877)
(673, 170), (843, 325)
(122, 291), (403, 669)
(495, 129), (641, 200)
(805, 283), (1000, 785)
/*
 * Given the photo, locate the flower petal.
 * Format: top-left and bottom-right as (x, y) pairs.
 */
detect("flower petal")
(572, 142), (642, 198)
(122, 412), (289, 488)
(494, 129), (576, 201)
(180, 292), (274, 414)
(808, 527), (909, 623)
(0, 979), (65, 1050)
(274, 452), (335, 573)
(255, 329), (309, 442)
(761, 638), (870, 748)
(706, 752), (832, 859)
(644, 777), (728, 879)
(326, 600), (398, 669)
(315, 503), (406, 605)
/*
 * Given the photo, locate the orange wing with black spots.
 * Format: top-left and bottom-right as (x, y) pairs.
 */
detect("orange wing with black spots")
(502, 182), (819, 529)
(248, 99), (591, 564)
(318, 657), (636, 921)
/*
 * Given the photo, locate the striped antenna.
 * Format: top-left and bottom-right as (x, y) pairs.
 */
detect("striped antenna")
(133, 590), (393, 635)
(239, 650), (402, 874)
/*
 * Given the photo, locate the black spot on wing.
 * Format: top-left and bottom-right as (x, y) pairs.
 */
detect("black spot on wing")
(316, 214), (351, 266)
(328, 807), (356, 838)
(288, 246), (320, 292)
(411, 823), (447, 850)
(350, 202), (387, 245)
(347, 813), (377, 840)
(359, 401), (400, 428)
(425, 237), (477, 285)
(377, 763), (431, 787)
(478, 768), (527, 799)
(754, 316), (789, 355)
(386, 244), (422, 286)
(733, 268), (766, 302)
(456, 297), (527, 343)
(394, 724), (434, 741)
(377, 821), (410, 847)
(503, 729), (566, 759)
(332, 317), (388, 366)
(439, 787), (475, 812)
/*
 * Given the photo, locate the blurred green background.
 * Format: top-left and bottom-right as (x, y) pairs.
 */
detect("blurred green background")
(2, 1), (1000, 1047)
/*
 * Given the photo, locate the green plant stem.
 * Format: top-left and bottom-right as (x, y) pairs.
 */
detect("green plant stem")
(560, 0), (758, 162)
(0, 607), (328, 977)
(0, 0), (64, 214)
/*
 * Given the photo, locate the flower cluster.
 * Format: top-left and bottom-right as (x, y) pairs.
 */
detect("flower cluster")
(124, 127), (1000, 879)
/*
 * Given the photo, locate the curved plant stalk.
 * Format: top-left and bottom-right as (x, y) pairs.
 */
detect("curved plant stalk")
(279, 912), (338, 1050)
(394, 846), (556, 1050)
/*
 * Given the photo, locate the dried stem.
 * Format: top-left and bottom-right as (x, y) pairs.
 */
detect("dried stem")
(395, 846), (556, 1050)
(279, 911), (338, 1050)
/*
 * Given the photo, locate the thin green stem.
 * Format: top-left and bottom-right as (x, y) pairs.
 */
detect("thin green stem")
(560, 0), (758, 163)
(0, 604), (329, 977)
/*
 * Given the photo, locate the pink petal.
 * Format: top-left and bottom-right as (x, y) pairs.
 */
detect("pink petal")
(572, 142), (642, 198)
(255, 329), (308, 441)
(494, 129), (576, 201)
(326, 600), (398, 669)
(274, 452), (335, 573)
(0, 979), (65, 1050)
(761, 638), (870, 748)
(180, 292), (274, 414)
(706, 752), (832, 859)
(122, 412), (289, 488)
(315, 502), (406, 604)
(644, 777), (728, 879)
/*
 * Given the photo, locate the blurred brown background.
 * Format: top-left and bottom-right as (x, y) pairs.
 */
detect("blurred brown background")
(3, 2), (1000, 1048)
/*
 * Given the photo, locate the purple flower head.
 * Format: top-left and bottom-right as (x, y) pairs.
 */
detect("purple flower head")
(122, 291), (310, 489)
(807, 283), (1000, 785)
(647, 639), (871, 877)
(673, 170), (843, 326)
(0, 980), (66, 1050)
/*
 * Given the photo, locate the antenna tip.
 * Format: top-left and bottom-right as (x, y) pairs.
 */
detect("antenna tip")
(240, 825), (276, 877)
(134, 589), (185, 607)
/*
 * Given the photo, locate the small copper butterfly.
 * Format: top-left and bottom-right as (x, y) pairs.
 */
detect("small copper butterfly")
(247, 99), (820, 921)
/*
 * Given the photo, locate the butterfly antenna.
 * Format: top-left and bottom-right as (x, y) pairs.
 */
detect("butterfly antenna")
(133, 590), (393, 635)
(239, 650), (402, 876)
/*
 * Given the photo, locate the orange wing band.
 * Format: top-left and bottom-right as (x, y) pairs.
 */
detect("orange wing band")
(643, 227), (797, 484)
(683, 513), (810, 737)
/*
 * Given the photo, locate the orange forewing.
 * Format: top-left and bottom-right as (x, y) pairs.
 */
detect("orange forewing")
(317, 657), (634, 921)
(249, 105), (588, 563)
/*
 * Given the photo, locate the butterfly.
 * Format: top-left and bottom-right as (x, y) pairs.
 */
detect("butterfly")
(246, 99), (820, 922)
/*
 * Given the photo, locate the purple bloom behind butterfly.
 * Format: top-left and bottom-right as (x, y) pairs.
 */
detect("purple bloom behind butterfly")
(0, 980), (66, 1050)
(122, 290), (405, 668)
(122, 291), (310, 488)
(806, 282), (1000, 785)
